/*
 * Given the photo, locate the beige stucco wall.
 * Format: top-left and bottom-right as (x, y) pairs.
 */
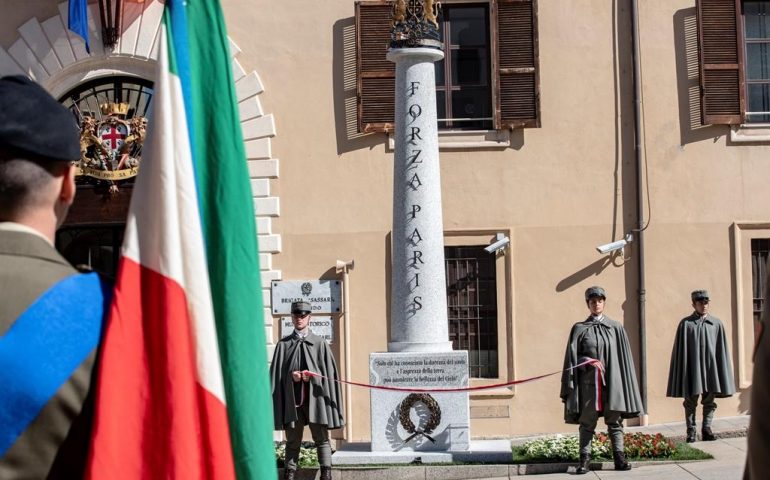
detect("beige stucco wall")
(1, 0), (765, 441)
(224, 0), (764, 440)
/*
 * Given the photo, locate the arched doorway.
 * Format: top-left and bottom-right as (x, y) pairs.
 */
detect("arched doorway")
(56, 76), (154, 277)
(2, 5), (281, 299)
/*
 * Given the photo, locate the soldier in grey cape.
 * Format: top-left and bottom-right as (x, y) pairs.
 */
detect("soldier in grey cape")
(271, 300), (344, 480)
(667, 290), (735, 443)
(561, 286), (643, 475)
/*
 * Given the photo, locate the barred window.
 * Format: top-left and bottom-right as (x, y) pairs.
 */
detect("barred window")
(752, 238), (770, 323)
(445, 246), (498, 378)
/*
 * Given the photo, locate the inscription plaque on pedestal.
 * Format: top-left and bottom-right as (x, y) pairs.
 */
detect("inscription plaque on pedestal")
(369, 351), (470, 452)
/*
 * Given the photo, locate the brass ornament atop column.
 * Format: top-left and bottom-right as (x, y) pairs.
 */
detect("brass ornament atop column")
(390, 0), (442, 49)
(99, 0), (123, 49)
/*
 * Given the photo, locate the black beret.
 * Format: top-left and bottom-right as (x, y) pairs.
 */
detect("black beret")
(0, 75), (80, 161)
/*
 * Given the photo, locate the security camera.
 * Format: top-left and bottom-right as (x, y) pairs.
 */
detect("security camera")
(484, 233), (510, 254)
(596, 233), (633, 255)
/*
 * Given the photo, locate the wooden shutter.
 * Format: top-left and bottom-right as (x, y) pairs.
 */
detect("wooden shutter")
(697, 0), (744, 124)
(356, 1), (395, 133)
(495, 0), (540, 129)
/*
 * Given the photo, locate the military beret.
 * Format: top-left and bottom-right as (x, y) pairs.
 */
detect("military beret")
(291, 301), (312, 314)
(0, 75), (80, 161)
(585, 286), (607, 301)
(691, 290), (709, 301)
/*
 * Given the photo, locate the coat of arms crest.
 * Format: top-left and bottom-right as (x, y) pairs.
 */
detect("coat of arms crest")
(77, 102), (146, 191)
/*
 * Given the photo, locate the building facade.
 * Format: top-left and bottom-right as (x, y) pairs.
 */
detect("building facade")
(1, 0), (766, 441)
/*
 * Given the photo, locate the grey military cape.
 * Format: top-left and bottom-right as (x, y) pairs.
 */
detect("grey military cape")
(271, 330), (345, 430)
(0, 229), (100, 479)
(560, 317), (644, 424)
(666, 313), (735, 398)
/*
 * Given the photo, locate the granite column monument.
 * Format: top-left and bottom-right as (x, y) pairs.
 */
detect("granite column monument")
(369, 0), (470, 455)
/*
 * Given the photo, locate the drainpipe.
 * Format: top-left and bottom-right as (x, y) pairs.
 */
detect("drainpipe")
(629, 0), (648, 425)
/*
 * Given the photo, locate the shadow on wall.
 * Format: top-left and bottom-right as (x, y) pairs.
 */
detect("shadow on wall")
(556, 0), (633, 300)
(739, 387), (752, 414)
(673, 8), (725, 146)
(333, 17), (385, 155)
(555, 256), (613, 293)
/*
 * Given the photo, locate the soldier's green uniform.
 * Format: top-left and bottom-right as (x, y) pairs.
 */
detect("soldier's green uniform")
(0, 75), (106, 479)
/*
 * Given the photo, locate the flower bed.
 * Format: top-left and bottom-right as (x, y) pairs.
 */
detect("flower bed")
(518, 432), (676, 462)
(275, 441), (319, 468)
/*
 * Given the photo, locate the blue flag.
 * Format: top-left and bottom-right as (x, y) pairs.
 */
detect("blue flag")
(68, 0), (90, 54)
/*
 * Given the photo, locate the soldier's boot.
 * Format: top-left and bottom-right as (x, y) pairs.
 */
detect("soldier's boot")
(613, 450), (632, 471)
(702, 427), (717, 441)
(576, 453), (591, 475)
(283, 468), (296, 480)
(319, 466), (332, 480)
(686, 427), (697, 443)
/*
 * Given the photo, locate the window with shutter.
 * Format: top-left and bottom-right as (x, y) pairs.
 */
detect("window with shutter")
(697, 0), (743, 125)
(496, 0), (540, 128)
(436, 5), (494, 130)
(356, 1), (396, 133)
(744, 1), (770, 122)
(693, 0), (770, 125)
(356, 0), (540, 134)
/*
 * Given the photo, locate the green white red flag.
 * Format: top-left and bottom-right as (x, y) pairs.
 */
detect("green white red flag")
(86, 1), (275, 478)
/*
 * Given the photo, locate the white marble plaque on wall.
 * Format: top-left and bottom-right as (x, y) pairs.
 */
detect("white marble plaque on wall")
(271, 279), (342, 315)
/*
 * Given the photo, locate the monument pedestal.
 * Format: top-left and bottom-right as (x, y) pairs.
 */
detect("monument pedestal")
(369, 351), (469, 452)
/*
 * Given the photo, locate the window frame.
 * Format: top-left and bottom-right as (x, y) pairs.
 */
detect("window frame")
(751, 238), (770, 323)
(697, 0), (770, 125)
(355, 0), (539, 135)
(444, 230), (515, 398)
(742, 0), (770, 123)
(435, 3), (495, 130)
(731, 221), (770, 389)
(697, 0), (744, 124)
(445, 244), (499, 378)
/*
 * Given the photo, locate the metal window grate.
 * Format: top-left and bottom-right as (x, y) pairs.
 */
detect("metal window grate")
(752, 238), (770, 323)
(445, 246), (498, 378)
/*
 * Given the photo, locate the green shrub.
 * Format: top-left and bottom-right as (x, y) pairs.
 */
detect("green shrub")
(274, 441), (319, 468)
(519, 432), (676, 462)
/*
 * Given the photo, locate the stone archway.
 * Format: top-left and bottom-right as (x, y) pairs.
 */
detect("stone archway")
(0, 2), (281, 327)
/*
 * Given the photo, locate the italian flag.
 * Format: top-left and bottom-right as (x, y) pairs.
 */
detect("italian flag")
(86, 1), (275, 479)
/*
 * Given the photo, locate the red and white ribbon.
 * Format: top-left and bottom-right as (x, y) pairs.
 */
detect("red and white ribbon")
(301, 357), (605, 394)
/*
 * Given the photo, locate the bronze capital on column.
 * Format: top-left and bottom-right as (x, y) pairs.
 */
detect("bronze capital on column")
(390, 0), (442, 49)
